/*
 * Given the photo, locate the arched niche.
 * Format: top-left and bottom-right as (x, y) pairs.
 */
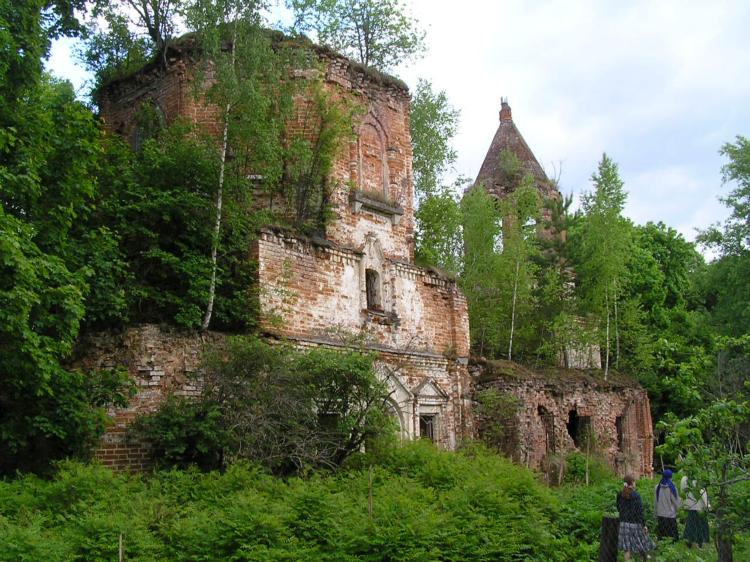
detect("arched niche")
(377, 364), (413, 441)
(129, 100), (166, 151)
(357, 117), (389, 197)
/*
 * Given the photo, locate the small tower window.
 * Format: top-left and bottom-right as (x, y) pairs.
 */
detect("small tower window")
(365, 269), (382, 310)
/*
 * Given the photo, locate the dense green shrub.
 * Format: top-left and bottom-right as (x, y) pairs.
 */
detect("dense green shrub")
(135, 336), (392, 474)
(474, 388), (521, 458)
(132, 395), (227, 471)
(562, 451), (615, 486)
(3, 447), (750, 561)
(0, 445), (578, 561)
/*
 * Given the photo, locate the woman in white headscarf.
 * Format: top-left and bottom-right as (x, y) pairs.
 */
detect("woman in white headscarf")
(681, 475), (710, 548)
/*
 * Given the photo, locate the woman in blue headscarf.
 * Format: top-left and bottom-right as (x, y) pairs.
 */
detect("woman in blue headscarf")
(654, 469), (681, 541)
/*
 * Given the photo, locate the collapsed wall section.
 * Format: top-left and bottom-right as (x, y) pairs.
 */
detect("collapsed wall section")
(70, 325), (219, 470)
(472, 359), (653, 478)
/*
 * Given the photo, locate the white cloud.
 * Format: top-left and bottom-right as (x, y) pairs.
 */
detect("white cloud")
(397, 0), (749, 246)
(46, 0), (748, 248)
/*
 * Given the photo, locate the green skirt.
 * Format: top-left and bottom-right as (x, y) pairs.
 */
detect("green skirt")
(684, 510), (709, 545)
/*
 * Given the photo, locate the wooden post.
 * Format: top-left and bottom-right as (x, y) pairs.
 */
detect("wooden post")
(585, 433), (591, 486)
(598, 516), (619, 562)
(119, 533), (124, 562)
(368, 465), (373, 520)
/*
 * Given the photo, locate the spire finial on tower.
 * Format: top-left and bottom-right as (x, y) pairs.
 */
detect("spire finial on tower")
(499, 97), (512, 122)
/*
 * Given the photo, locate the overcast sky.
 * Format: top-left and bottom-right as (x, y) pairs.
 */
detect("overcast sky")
(48, 0), (750, 247)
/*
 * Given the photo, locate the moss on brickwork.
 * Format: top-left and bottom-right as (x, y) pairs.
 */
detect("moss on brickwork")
(473, 357), (640, 389)
(98, 28), (409, 98)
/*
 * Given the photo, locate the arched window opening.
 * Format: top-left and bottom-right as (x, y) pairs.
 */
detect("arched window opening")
(365, 268), (382, 311)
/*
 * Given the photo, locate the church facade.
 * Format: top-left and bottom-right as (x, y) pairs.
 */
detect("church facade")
(93, 38), (472, 459)
(80, 39), (651, 476)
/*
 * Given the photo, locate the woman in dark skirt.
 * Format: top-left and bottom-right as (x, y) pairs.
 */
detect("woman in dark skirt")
(617, 475), (656, 560)
(655, 469), (681, 541)
(681, 476), (710, 547)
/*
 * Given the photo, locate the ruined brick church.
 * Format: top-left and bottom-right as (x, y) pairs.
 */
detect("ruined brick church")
(77, 37), (652, 477)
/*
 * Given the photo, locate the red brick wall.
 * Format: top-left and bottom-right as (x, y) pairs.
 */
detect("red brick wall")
(256, 228), (469, 359)
(472, 361), (654, 478)
(94, 41), (472, 462)
(71, 325), (216, 470)
(99, 46), (415, 261)
(72, 324), (472, 468)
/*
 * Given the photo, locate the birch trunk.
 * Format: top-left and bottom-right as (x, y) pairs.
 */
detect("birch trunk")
(613, 278), (620, 370)
(604, 288), (610, 380)
(202, 29), (236, 331)
(508, 258), (520, 361)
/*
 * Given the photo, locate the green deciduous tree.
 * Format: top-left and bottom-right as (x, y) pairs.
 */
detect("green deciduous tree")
(414, 185), (463, 274)
(574, 153), (632, 378)
(658, 400), (750, 562)
(621, 222), (714, 420)
(0, 238), (133, 470)
(137, 336), (392, 474)
(287, 0), (425, 71)
(410, 78), (459, 201)
(184, 1), (355, 328)
(0, 1), (134, 473)
(78, 8), (152, 88)
(410, 79), (462, 274)
(535, 194), (596, 367)
(183, 0), (290, 329)
(461, 163), (541, 360)
(699, 136), (750, 337)
(279, 76), (358, 235)
(498, 179), (541, 361)
(461, 184), (502, 356)
(94, 124), (222, 328)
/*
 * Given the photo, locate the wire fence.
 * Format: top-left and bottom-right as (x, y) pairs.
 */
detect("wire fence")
(598, 516), (620, 562)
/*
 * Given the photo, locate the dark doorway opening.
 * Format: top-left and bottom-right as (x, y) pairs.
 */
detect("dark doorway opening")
(419, 414), (436, 441)
(567, 409), (591, 448)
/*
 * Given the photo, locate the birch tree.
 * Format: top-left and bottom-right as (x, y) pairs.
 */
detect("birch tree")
(287, 0), (425, 71)
(498, 179), (540, 361)
(410, 79), (462, 273)
(576, 154), (631, 378)
(461, 185), (502, 356)
(183, 0), (291, 329)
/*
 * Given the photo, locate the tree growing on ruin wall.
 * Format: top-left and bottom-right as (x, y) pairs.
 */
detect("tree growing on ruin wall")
(287, 0), (425, 71)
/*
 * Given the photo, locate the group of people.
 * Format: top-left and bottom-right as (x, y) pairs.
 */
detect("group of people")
(615, 469), (710, 560)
